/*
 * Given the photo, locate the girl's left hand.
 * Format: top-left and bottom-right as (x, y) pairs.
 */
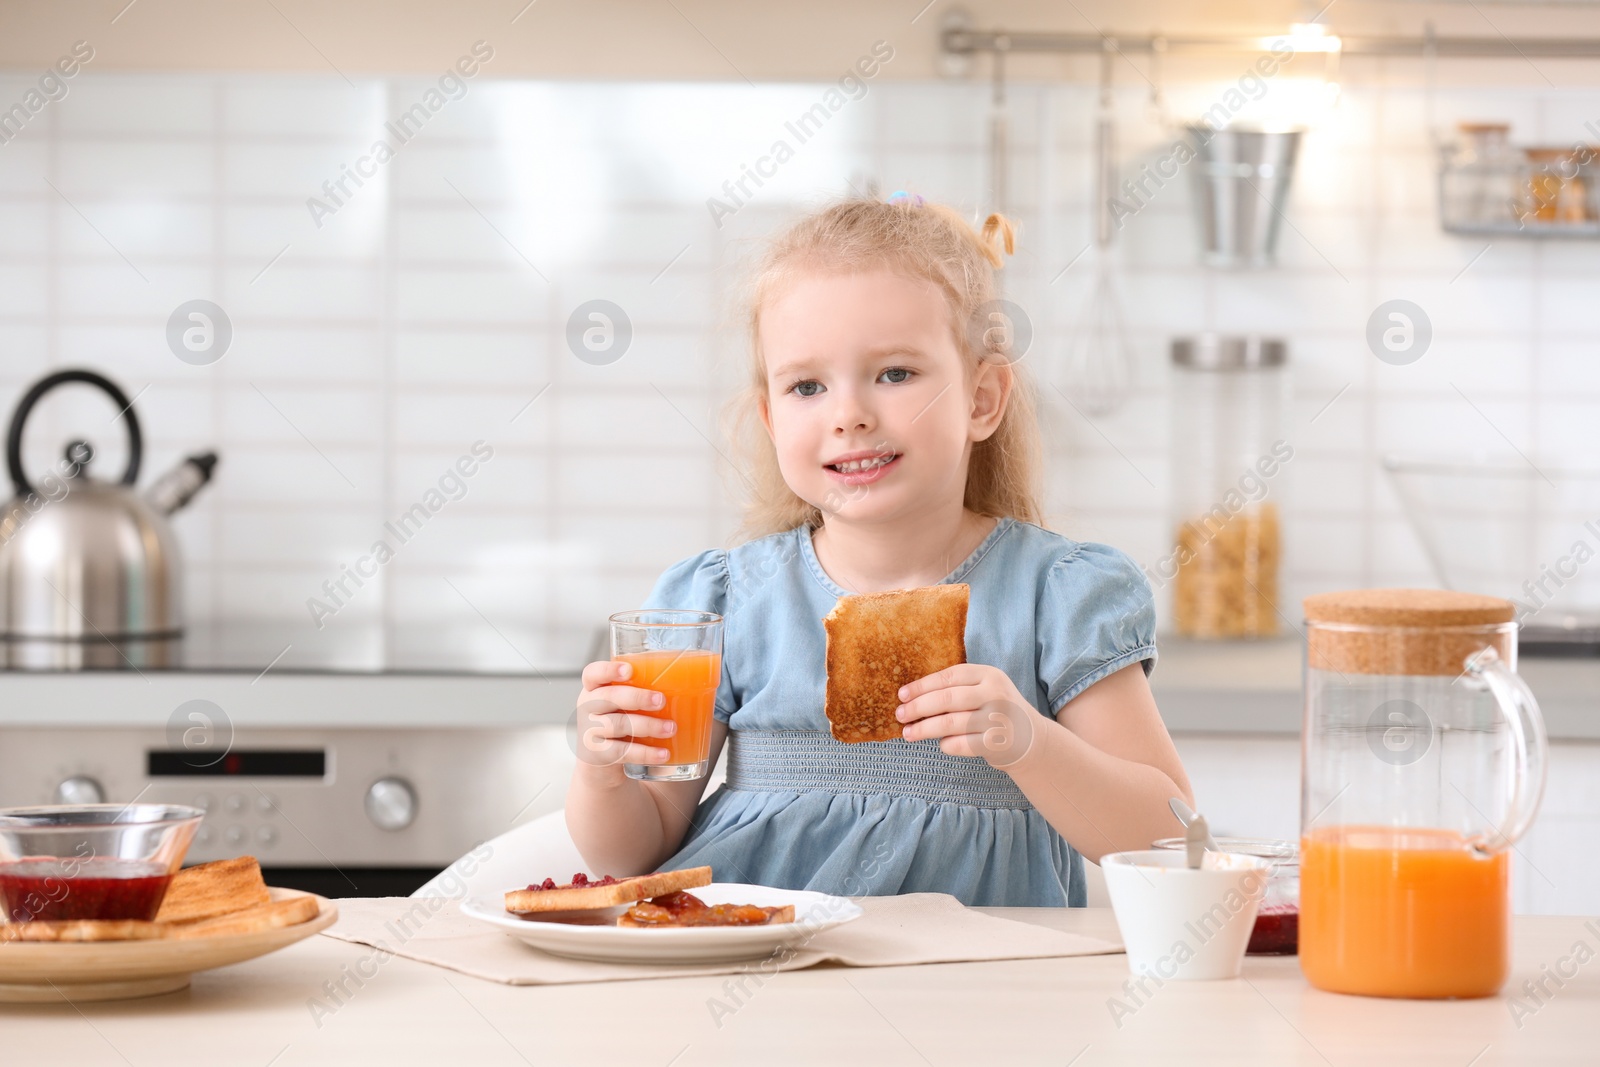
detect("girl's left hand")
(895, 664), (1042, 767)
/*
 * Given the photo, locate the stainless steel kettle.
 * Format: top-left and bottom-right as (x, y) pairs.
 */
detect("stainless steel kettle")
(0, 369), (217, 664)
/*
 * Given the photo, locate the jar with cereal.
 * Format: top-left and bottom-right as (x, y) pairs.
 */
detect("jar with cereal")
(1167, 335), (1289, 639)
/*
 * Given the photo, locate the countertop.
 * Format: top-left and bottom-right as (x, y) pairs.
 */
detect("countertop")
(1151, 638), (1600, 740)
(4, 908), (1594, 1065)
(1, 636), (1595, 740)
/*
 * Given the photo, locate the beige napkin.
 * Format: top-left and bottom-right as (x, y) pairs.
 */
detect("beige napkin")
(320, 893), (1123, 986)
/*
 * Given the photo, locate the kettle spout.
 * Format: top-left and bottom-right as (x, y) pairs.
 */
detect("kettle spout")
(143, 451), (218, 516)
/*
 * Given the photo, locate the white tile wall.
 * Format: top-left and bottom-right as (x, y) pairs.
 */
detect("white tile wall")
(3, 73), (1599, 647)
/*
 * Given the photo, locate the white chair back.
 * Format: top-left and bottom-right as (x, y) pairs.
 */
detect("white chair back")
(412, 809), (587, 899)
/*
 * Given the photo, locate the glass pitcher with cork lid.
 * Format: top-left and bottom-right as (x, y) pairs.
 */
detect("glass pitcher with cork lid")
(1299, 589), (1547, 999)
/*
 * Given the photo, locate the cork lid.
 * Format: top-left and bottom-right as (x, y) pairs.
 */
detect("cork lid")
(1303, 589), (1514, 628)
(1303, 589), (1515, 676)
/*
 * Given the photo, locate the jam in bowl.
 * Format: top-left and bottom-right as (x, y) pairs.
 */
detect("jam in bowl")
(0, 804), (204, 923)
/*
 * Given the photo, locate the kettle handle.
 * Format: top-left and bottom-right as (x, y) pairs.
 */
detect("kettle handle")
(6, 369), (143, 497)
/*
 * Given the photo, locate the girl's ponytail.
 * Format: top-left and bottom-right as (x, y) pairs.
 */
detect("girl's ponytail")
(978, 212), (1016, 266)
(925, 205), (1016, 269)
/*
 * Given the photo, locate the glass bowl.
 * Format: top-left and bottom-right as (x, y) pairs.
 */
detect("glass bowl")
(0, 804), (204, 923)
(1152, 835), (1299, 955)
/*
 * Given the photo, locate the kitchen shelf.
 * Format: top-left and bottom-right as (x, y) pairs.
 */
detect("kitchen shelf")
(1437, 157), (1600, 238)
(1441, 219), (1600, 238)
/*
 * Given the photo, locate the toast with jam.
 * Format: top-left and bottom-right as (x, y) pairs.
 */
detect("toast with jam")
(503, 866), (713, 915)
(617, 890), (794, 928)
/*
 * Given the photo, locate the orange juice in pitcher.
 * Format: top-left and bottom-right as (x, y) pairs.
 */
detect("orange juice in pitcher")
(1300, 826), (1510, 998)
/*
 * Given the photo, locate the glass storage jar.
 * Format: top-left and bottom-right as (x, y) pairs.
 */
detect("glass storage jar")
(1523, 146), (1591, 225)
(1166, 335), (1289, 638)
(1441, 122), (1519, 227)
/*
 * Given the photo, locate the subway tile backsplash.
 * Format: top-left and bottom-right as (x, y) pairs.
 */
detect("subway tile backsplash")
(2, 73), (1599, 650)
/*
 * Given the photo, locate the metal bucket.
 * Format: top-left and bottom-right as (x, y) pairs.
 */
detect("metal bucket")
(1185, 127), (1302, 268)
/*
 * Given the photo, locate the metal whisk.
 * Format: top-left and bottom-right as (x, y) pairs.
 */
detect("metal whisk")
(1065, 41), (1135, 416)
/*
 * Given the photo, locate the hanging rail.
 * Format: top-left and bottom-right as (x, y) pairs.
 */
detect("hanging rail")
(942, 29), (1600, 59)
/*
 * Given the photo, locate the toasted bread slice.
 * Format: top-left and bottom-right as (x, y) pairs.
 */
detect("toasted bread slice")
(164, 895), (320, 940)
(156, 856), (272, 925)
(504, 866), (713, 914)
(616, 903), (795, 928)
(824, 583), (969, 743)
(0, 919), (166, 942)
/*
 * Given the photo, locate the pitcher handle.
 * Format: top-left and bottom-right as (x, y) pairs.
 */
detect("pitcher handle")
(1464, 645), (1548, 852)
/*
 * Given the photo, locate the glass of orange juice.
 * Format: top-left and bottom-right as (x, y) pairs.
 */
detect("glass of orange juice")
(609, 609), (723, 781)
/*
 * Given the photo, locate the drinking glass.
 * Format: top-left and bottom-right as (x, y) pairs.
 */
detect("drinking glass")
(610, 609), (723, 781)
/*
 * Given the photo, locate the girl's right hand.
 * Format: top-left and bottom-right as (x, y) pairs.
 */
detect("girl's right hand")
(571, 660), (675, 775)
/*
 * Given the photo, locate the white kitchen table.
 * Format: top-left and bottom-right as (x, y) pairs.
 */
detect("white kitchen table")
(2, 908), (1595, 1065)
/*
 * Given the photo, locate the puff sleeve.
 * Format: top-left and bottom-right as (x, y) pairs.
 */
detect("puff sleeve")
(641, 549), (736, 722)
(1036, 542), (1158, 714)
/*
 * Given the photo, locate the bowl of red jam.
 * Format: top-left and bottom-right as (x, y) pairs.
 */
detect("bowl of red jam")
(1152, 836), (1299, 955)
(0, 804), (204, 923)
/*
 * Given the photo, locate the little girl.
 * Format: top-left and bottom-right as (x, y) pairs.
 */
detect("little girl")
(566, 196), (1192, 906)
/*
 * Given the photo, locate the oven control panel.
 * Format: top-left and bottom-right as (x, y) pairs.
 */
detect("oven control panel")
(2, 727), (572, 867)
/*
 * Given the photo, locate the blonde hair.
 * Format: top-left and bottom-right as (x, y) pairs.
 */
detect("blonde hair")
(727, 197), (1044, 540)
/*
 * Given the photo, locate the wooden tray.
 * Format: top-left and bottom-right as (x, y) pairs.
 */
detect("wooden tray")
(0, 887), (338, 1003)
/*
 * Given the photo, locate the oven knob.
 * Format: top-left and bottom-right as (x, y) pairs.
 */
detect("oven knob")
(364, 778), (417, 831)
(54, 776), (105, 805)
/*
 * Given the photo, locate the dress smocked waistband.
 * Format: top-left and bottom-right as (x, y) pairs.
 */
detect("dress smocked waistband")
(725, 729), (1034, 810)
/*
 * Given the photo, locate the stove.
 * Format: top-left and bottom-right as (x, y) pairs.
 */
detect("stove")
(0, 622), (593, 897)
(1520, 618), (1600, 658)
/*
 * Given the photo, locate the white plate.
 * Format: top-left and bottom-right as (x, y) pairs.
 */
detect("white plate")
(461, 883), (863, 964)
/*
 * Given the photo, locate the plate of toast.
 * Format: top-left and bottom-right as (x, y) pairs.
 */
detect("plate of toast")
(462, 866), (862, 964)
(0, 857), (336, 1002)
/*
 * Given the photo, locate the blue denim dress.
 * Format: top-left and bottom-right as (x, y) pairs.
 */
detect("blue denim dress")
(642, 516), (1157, 907)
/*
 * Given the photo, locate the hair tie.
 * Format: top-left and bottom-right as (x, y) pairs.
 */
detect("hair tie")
(886, 190), (924, 206)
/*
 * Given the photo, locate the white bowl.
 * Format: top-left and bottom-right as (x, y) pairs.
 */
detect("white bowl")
(1101, 849), (1271, 981)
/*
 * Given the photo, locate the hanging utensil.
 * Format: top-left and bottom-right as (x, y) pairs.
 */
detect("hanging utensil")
(1147, 34), (1170, 127)
(988, 33), (1011, 216)
(1065, 39), (1135, 415)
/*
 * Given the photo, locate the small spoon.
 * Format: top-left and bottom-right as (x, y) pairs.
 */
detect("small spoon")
(1184, 813), (1211, 869)
(1168, 797), (1221, 867)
